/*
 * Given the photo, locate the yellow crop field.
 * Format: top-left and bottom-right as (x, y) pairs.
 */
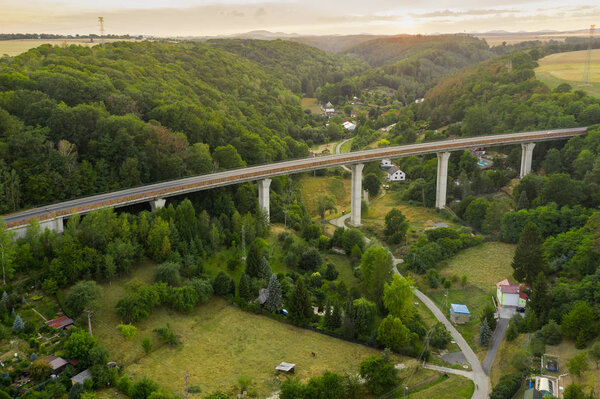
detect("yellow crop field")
(535, 49), (600, 98)
(0, 39), (141, 57)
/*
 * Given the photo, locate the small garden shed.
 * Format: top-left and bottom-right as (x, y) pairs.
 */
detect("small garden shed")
(449, 303), (470, 324)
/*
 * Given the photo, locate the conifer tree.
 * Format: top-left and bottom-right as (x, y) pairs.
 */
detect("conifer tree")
(479, 317), (492, 346)
(341, 297), (356, 338)
(288, 278), (312, 326)
(238, 272), (251, 301)
(511, 222), (547, 285)
(259, 256), (272, 280)
(330, 300), (342, 330)
(530, 272), (549, 322)
(323, 299), (332, 329)
(12, 314), (24, 332)
(265, 274), (282, 313)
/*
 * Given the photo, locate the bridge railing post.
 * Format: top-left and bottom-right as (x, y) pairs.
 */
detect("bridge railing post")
(350, 164), (364, 226)
(258, 178), (272, 222)
(435, 152), (451, 209)
(519, 143), (536, 178)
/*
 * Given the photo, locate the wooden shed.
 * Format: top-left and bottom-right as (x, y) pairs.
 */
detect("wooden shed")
(449, 303), (470, 324)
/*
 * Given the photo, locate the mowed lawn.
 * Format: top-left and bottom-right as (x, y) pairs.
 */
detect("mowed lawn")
(535, 49), (600, 98)
(93, 262), (386, 397)
(300, 97), (322, 114)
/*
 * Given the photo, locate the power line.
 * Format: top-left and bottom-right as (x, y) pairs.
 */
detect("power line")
(583, 24), (595, 84)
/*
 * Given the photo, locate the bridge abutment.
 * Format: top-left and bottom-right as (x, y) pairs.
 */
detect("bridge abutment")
(519, 143), (536, 178)
(350, 164), (364, 226)
(435, 152), (451, 209)
(258, 178), (272, 221)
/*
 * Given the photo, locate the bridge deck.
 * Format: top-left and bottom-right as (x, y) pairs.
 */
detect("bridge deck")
(2, 127), (587, 229)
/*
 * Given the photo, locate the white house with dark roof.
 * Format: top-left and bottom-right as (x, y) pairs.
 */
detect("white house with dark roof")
(387, 166), (406, 182)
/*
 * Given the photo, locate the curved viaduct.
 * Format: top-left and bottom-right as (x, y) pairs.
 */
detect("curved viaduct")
(2, 127), (587, 236)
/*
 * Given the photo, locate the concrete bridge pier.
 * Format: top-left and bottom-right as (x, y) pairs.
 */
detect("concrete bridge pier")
(258, 178), (272, 221)
(519, 142), (536, 178)
(435, 152), (451, 209)
(150, 198), (166, 212)
(350, 163), (364, 226)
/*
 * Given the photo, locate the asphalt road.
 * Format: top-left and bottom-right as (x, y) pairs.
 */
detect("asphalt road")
(4, 127), (586, 229)
(328, 213), (490, 399)
(482, 317), (509, 374)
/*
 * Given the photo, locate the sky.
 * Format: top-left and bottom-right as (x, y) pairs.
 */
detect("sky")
(1, 0), (598, 37)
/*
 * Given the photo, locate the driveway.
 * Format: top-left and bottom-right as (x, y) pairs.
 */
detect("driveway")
(482, 317), (509, 374)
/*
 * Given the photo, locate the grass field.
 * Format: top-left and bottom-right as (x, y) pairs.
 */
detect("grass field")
(300, 97), (322, 115)
(405, 374), (474, 399)
(535, 49), (600, 98)
(93, 262), (392, 397)
(439, 242), (516, 289)
(0, 38), (141, 57)
(298, 175), (351, 218)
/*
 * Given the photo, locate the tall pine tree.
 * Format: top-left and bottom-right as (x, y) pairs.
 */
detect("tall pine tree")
(479, 317), (492, 346)
(288, 278), (312, 326)
(512, 222), (547, 285)
(238, 272), (251, 301)
(265, 274), (282, 312)
(330, 300), (342, 330)
(530, 272), (549, 323)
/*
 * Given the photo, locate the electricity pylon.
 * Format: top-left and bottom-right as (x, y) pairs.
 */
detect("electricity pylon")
(98, 17), (105, 47)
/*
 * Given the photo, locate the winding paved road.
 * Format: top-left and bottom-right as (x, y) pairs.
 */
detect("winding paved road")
(329, 213), (489, 399)
(334, 138), (353, 172)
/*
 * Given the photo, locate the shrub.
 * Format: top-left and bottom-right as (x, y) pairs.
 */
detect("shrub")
(154, 262), (181, 286)
(489, 372), (522, 399)
(212, 272), (235, 296)
(116, 323), (137, 339)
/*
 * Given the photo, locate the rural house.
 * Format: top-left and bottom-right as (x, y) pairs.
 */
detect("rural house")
(342, 121), (356, 131)
(449, 303), (470, 324)
(496, 279), (528, 308)
(387, 166), (406, 182)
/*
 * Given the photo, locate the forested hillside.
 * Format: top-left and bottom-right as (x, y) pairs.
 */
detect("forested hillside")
(207, 39), (368, 96)
(343, 34), (491, 67)
(0, 41), (321, 212)
(318, 35), (493, 105)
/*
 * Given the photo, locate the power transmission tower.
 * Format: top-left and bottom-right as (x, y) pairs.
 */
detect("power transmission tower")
(98, 17), (105, 47)
(583, 25), (595, 84)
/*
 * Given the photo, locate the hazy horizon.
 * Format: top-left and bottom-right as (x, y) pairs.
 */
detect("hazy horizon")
(2, 0), (598, 37)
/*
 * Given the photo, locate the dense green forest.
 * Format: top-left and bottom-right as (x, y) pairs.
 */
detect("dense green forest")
(207, 39), (368, 96)
(0, 41), (318, 212)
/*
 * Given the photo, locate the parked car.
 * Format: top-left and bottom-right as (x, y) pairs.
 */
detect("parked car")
(516, 307), (526, 313)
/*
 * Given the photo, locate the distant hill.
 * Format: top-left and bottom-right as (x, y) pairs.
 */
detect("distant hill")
(342, 34), (490, 67)
(207, 39), (368, 96)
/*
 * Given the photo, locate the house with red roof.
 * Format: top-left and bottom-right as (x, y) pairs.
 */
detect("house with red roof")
(496, 279), (529, 308)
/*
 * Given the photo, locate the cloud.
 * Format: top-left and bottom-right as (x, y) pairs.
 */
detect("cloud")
(410, 9), (519, 18)
(254, 7), (266, 17)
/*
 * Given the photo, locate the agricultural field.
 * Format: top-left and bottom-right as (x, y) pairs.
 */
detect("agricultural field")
(535, 49), (600, 98)
(0, 38), (142, 56)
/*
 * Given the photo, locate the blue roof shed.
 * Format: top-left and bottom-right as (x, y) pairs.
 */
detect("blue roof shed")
(450, 303), (470, 314)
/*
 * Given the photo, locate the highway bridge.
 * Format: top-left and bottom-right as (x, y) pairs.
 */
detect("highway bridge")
(2, 127), (588, 236)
